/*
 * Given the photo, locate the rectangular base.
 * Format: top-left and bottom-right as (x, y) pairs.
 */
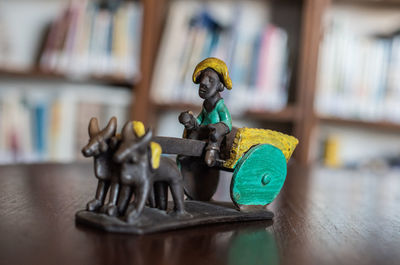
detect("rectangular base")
(75, 201), (274, 234)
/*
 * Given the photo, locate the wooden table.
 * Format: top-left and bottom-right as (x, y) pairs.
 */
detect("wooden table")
(0, 162), (399, 265)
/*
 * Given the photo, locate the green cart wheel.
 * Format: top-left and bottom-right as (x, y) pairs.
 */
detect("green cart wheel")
(230, 144), (287, 208)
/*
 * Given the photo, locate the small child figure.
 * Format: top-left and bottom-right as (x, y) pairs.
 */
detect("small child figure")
(179, 57), (232, 167)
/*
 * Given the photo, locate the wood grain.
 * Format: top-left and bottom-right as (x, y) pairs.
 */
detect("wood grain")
(0, 163), (399, 265)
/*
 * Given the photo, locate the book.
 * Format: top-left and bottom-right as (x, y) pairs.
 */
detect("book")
(0, 0), (65, 70)
(39, 0), (143, 81)
(0, 83), (131, 164)
(315, 6), (400, 123)
(151, 0), (290, 114)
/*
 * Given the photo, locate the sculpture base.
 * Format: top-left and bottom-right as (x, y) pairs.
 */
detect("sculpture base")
(75, 201), (273, 234)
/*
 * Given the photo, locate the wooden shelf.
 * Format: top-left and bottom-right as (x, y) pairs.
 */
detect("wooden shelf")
(154, 102), (201, 112)
(154, 102), (298, 122)
(246, 105), (298, 122)
(318, 115), (400, 132)
(0, 68), (136, 88)
(335, 0), (400, 6)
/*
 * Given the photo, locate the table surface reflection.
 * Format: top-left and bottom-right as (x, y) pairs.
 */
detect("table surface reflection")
(0, 162), (399, 265)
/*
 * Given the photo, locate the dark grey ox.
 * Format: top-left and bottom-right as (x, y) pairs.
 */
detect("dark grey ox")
(81, 117), (121, 216)
(114, 121), (186, 223)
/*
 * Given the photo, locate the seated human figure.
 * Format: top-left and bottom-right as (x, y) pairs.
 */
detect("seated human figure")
(179, 57), (233, 167)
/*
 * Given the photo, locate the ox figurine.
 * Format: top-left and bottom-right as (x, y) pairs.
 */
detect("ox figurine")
(114, 121), (186, 223)
(81, 117), (121, 216)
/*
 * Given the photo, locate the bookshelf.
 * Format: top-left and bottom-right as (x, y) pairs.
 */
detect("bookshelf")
(153, 102), (298, 122)
(247, 105), (299, 123)
(133, 0), (400, 165)
(0, 0), (142, 86)
(133, 0), (329, 164)
(0, 0), (141, 163)
(319, 116), (400, 133)
(0, 68), (137, 88)
(2, 0), (399, 164)
(313, 0), (400, 166)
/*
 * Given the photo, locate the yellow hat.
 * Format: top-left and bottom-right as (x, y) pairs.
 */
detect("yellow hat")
(192, 57), (232, 90)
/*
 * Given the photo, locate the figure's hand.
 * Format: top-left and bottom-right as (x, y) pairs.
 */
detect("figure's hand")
(208, 123), (229, 142)
(179, 111), (197, 130)
(207, 124), (219, 142)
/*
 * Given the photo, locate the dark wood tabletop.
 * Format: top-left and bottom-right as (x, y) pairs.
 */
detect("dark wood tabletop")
(0, 162), (399, 265)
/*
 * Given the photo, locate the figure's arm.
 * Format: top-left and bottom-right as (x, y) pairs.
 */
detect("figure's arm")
(217, 103), (232, 132)
(208, 103), (232, 142)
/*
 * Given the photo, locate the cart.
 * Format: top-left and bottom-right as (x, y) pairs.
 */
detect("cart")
(154, 127), (298, 209)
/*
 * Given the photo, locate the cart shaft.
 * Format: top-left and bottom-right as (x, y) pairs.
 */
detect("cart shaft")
(153, 136), (206, 157)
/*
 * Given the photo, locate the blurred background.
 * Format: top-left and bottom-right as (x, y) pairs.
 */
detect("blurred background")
(0, 0), (400, 172)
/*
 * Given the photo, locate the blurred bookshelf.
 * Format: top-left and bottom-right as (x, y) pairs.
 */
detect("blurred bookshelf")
(0, 0), (142, 164)
(0, 0), (142, 84)
(138, 0), (400, 165)
(0, 68), (137, 88)
(1, 0), (400, 165)
(0, 84), (131, 164)
(315, 1), (400, 124)
(319, 116), (400, 132)
(138, 0), (323, 164)
(154, 102), (297, 122)
(246, 105), (298, 123)
(313, 0), (400, 168)
(151, 1), (291, 114)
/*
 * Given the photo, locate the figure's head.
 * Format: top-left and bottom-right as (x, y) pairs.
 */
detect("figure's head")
(197, 68), (224, 99)
(192, 57), (232, 99)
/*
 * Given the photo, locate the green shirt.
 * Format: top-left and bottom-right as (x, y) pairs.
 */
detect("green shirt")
(196, 99), (232, 131)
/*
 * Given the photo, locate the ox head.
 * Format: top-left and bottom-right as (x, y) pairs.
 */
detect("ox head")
(113, 121), (153, 164)
(81, 117), (117, 157)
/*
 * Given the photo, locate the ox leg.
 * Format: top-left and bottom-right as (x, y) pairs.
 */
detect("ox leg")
(169, 181), (186, 215)
(117, 185), (132, 215)
(87, 180), (110, 212)
(104, 182), (120, 216)
(147, 185), (156, 208)
(125, 183), (151, 223)
(155, 182), (168, 211)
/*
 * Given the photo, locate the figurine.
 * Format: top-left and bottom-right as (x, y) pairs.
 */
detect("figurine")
(76, 57), (299, 234)
(179, 57), (232, 167)
(81, 117), (120, 216)
(113, 121), (186, 223)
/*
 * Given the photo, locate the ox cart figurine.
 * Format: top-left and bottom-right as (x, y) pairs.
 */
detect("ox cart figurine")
(76, 58), (298, 234)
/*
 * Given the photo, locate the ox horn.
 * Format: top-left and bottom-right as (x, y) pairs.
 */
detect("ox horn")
(88, 117), (100, 138)
(140, 129), (153, 144)
(134, 128), (153, 152)
(103, 116), (117, 138)
(122, 121), (134, 139)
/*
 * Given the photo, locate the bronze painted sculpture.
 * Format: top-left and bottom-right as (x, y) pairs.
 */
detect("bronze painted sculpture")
(76, 57), (298, 234)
